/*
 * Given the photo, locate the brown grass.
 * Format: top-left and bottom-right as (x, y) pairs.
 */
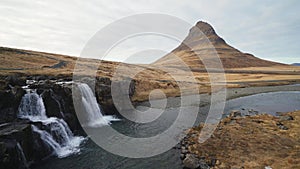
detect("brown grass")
(1, 46), (300, 102)
(185, 111), (300, 169)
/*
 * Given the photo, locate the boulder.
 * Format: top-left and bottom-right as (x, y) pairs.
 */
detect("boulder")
(183, 154), (210, 169)
(229, 110), (241, 118)
(279, 115), (293, 121)
(183, 154), (200, 169)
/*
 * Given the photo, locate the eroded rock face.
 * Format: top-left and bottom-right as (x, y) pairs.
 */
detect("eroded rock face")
(0, 122), (53, 169)
(0, 82), (25, 124)
(27, 80), (81, 133)
(0, 139), (28, 169)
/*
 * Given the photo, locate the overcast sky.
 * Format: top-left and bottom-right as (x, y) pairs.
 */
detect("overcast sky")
(0, 0), (299, 64)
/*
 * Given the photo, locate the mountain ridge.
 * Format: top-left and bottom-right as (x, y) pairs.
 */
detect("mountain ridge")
(154, 21), (285, 69)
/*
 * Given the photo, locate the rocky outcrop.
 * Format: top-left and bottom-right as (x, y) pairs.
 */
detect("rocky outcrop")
(29, 80), (82, 133)
(0, 122), (57, 169)
(0, 123), (31, 169)
(0, 76), (26, 124)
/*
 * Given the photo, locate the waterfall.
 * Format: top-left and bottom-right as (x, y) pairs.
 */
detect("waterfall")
(31, 125), (83, 158)
(18, 89), (47, 120)
(77, 83), (119, 128)
(18, 90), (85, 158)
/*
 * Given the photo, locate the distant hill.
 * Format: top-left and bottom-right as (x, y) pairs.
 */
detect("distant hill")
(154, 21), (285, 69)
(0, 47), (137, 78)
(292, 63), (300, 66)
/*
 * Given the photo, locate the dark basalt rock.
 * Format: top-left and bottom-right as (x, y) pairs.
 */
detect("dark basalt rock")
(0, 139), (29, 169)
(30, 81), (82, 133)
(5, 75), (26, 87)
(0, 85), (25, 124)
(0, 122), (54, 169)
(42, 89), (64, 118)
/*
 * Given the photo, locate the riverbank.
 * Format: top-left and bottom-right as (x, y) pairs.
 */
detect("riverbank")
(181, 110), (300, 169)
(179, 85), (300, 169)
(139, 84), (300, 107)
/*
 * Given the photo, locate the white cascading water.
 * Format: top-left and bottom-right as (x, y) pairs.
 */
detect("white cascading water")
(18, 90), (85, 158)
(77, 83), (119, 128)
(18, 90), (47, 121)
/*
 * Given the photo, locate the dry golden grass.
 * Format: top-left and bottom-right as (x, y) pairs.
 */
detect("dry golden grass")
(186, 111), (300, 169)
(1, 46), (299, 102)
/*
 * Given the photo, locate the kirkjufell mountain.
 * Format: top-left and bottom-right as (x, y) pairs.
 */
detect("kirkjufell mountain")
(154, 21), (285, 69)
(0, 21), (290, 76)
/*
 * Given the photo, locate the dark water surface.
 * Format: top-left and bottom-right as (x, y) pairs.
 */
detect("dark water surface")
(33, 104), (188, 169)
(223, 91), (300, 116)
(33, 91), (300, 169)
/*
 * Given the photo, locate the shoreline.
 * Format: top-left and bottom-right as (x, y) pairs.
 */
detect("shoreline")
(178, 85), (300, 169)
(225, 83), (300, 100)
(137, 83), (300, 109)
(181, 110), (300, 169)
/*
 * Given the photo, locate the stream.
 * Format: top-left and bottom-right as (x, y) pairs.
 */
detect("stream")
(32, 88), (300, 169)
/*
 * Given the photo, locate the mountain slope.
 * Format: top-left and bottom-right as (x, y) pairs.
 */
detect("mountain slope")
(154, 21), (285, 69)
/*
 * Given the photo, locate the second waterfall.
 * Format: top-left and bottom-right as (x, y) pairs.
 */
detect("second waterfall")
(75, 83), (119, 128)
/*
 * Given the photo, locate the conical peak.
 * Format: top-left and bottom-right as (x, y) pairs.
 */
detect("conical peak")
(194, 21), (216, 36)
(182, 21), (225, 46)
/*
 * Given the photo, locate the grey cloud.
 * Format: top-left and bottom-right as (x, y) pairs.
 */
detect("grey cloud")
(0, 0), (298, 63)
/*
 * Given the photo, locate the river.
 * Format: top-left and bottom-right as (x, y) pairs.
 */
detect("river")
(33, 86), (300, 169)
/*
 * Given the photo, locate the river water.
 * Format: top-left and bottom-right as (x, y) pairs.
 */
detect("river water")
(33, 107), (185, 169)
(223, 91), (300, 116)
(33, 90), (300, 169)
